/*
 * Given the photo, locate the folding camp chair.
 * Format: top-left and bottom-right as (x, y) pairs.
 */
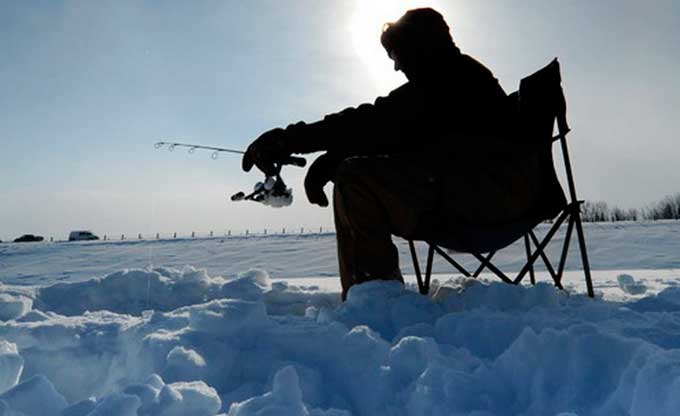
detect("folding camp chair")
(408, 59), (595, 297)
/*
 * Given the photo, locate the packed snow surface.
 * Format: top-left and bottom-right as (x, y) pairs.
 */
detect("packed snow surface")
(3, 221), (680, 287)
(1, 221), (680, 415)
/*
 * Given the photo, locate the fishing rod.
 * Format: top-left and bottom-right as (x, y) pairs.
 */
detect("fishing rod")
(155, 141), (243, 158)
(154, 140), (306, 207)
(154, 141), (306, 167)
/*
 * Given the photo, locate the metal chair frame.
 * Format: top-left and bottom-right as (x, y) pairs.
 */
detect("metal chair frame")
(408, 60), (594, 297)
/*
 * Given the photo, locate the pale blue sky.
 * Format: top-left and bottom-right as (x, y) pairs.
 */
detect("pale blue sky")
(1, 0), (679, 240)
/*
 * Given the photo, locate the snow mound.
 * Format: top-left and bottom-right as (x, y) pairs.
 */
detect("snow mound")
(31, 267), (337, 318)
(227, 366), (350, 416)
(34, 266), (257, 316)
(2, 268), (680, 415)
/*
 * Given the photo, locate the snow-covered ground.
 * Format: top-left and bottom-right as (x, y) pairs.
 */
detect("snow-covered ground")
(1, 221), (680, 415)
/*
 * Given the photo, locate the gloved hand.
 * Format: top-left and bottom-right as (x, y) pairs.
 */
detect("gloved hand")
(304, 152), (345, 207)
(242, 128), (291, 176)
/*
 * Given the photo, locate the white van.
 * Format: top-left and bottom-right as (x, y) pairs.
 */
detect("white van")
(68, 230), (99, 241)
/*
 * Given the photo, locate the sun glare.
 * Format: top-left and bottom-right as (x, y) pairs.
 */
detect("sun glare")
(350, 0), (440, 91)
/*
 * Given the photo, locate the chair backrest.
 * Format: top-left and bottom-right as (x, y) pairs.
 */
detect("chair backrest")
(431, 59), (575, 253)
(518, 59), (568, 144)
(514, 59), (569, 220)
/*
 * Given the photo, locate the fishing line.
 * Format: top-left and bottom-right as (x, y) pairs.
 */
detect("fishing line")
(145, 193), (157, 310)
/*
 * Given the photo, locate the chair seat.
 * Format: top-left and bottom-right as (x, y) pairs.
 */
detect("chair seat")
(430, 218), (542, 254)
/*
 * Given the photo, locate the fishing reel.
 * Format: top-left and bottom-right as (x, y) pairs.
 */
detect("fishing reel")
(230, 156), (306, 208)
(230, 174), (294, 207)
(154, 141), (305, 208)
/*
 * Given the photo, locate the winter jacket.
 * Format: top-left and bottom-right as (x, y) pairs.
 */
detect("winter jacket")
(286, 50), (565, 228)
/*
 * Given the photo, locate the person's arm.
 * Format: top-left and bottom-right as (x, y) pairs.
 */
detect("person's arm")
(285, 82), (428, 156)
(242, 82), (427, 175)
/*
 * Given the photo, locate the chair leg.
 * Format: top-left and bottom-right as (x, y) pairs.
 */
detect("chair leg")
(473, 251), (495, 277)
(514, 209), (570, 284)
(524, 235), (536, 285)
(471, 252), (514, 284)
(408, 240), (426, 294)
(432, 245), (472, 277)
(529, 231), (559, 283)
(424, 244), (435, 294)
(556, 214), (575, 288)
(407, 207), (593, 297)
(573, 213), (595, 297)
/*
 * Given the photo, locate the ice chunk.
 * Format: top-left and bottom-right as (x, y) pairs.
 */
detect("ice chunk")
(227, 366), (306, 416)
(267, 363), (326, 410)
(145, 373), (165, 390)
(617, 274), (647, 295)
(0, 294), (32, 321)
(342, 326), (390, 366)
(308, 409), (352, 416)
(0, 375), (67, 416)
(188, 299), (269, 336)
(220, 382), (263, 411)
(617, 274), (636, 287)
(59, 397), (96, 416)
(0, 342), (23, 394)
(337, 280), (408, 339)
(0, 400), (18, 416)
(86, 393), (140, 416)
(155, 381), (221, 416)
(337, 326), (392, 413)
(15, 310), (49, 323)
(630, 286), (680, 312)
(388, 336), (439, 382)
(629, 350), (680, 415)
(220, 270), (270, 301)
(228, 365), (351, 416)
(164, 346), (207, 382)
(122, 382), (160, 414)
(434, 308), (527, 359)
(235, 269), (269, 287)
(390, 291), (443, 332)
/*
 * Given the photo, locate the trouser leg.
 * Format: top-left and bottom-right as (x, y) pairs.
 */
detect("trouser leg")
(334, 174), (401, 299)
(332, 156), (438, 300)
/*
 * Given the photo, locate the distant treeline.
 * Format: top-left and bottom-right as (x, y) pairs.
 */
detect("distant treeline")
(581, 193), (680, 222)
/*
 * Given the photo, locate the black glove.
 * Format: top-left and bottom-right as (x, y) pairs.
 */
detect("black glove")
(304, 153), (345, 207)
(242, 128), (292, 176)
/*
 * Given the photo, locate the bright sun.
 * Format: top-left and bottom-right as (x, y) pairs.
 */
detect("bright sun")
(350, 0), (440, 90)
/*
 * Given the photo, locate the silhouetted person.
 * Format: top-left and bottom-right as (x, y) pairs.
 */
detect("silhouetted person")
(243, 8), (538, 300)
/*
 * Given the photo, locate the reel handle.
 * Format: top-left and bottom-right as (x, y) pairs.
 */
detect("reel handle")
(280, 156), (307, 168)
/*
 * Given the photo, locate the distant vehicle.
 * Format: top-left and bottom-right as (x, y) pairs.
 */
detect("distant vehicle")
(69, 230), (99, 241)
(14, 234), (44, 243)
